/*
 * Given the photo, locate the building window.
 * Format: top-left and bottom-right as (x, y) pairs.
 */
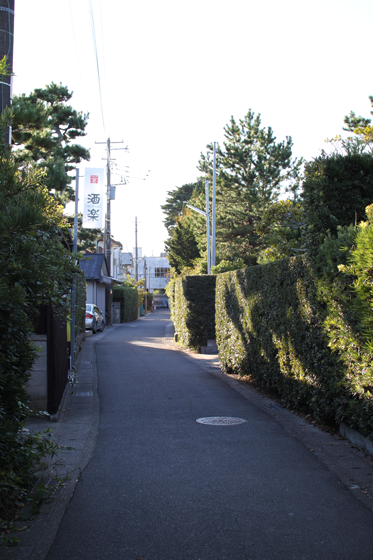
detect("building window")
(155, 267), (169, 277)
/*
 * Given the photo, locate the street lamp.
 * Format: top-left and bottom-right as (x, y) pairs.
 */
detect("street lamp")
(186, 178), (213, 274)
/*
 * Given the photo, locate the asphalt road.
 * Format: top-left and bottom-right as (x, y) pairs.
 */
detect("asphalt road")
(46, 309), (373, 560)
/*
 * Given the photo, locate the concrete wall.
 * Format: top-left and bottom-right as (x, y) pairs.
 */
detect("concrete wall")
(28, 334), (48, 411)
(86, 281), (94, 303)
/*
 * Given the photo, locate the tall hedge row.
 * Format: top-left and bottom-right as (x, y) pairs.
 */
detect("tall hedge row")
(168, 275), (216, 351)
(216, 256), (373, 439)
(112, 285), (138, 322)
(75, 270), (86, 341)
(302, 152), (373, 256)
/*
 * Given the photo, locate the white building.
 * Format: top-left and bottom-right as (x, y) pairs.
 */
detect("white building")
(96, 237), (132, 283)
(130, 248), (170, 292)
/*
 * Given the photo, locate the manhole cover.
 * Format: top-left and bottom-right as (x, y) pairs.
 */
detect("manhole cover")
(196, 417), (247, 425)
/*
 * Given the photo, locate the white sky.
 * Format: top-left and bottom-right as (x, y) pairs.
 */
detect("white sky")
(13, 0), (373, 256)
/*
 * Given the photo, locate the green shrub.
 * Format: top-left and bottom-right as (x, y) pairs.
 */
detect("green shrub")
(166, 279), (176, 322)
(339, 204), (373, 351)
(112, 285), (138, 322)
(216, 256), (373, 439)
(75, 271), (86, 341)
(169, 275), (216, 351)
(146, 291), (153, 311)
(0, 132), (77, 510)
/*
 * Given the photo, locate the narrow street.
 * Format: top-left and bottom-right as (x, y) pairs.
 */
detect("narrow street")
(46, 309), (373, 560)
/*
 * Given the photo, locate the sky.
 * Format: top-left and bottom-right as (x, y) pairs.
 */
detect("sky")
(12, 0), (373, 256)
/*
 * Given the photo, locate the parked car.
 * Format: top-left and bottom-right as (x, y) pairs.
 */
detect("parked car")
(85, 304), (105, 334)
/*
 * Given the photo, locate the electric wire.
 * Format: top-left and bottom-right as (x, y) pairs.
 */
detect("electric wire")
(68, 0), (88, 107)
(89, 0), (105, 132)
(99, 0), (110, 134)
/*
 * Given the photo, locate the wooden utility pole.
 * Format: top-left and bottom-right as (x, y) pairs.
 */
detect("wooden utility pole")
(106, 137), (111, 277)
(144, 258), (147, 316)
(0, 0), (14, 144)
(96, 137), (123, 326)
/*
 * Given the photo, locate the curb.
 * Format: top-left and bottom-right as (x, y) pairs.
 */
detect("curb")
(340, 422), (373, 459)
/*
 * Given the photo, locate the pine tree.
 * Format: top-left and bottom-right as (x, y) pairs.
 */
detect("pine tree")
(161, 180), (204, 232)
(11, 82), (90, 205)
(198, 110), (301, 265)
(66, 214), (102, 252)
(165, 218), (201, 274)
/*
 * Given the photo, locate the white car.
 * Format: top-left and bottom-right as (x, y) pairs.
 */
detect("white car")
(85, 304), (105, 334)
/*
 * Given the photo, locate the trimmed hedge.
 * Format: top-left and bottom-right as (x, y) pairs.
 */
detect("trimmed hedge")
(75, 270), (86, 341)
(167, 280), (176, 320)
(168, 275), (216, 351)
(216, 256), (373, 439)
(112, 285), (138, 322)
(302, 152), (373, 256)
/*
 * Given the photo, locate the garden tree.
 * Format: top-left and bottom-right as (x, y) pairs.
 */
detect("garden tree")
(198, 110), (302, 266)
(11, 82), (90, 205)
(0, 109), (80, 508)
(66, 214), (102, 252)
(256, 199), (304, 262)
(76, 226), (102, 252)
(339, 204), (373, 352)
(165, 217), (201, 274)
(343, 95), (373, 149)
(161, 179), (204, 232)
(301, 151), (373, 257)
(325, 96), (373, 156)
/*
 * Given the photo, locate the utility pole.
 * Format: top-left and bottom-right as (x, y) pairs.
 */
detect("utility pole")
(106, 137), (111, 277)
(186, 180), (213, 274)
(135, 216), (138, 282)
(0, 0), (14, 144)
(95, 137), (123, 326)
(212, 142), (217, 267)
(144, 258), (147, 316)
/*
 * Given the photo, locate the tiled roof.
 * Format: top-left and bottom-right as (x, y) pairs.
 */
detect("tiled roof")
(79, 254), (108, 280)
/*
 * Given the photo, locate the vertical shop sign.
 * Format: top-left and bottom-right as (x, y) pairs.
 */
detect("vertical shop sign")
(82, 168), (104, 229)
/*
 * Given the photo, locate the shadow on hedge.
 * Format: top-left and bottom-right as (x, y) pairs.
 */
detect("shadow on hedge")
(216, 257), (371, 429)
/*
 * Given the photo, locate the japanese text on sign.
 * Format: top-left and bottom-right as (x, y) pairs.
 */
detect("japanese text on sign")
(82, 168), (104, 229)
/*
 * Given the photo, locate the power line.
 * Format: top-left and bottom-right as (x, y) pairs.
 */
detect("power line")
(68, 0), (87, 105)
(89, 0), (105, 131)
(99, 0), (110, 133)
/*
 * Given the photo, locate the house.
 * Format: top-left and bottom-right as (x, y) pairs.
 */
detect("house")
(96, 236), (129, 283)
(79, 253), (111, 316)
